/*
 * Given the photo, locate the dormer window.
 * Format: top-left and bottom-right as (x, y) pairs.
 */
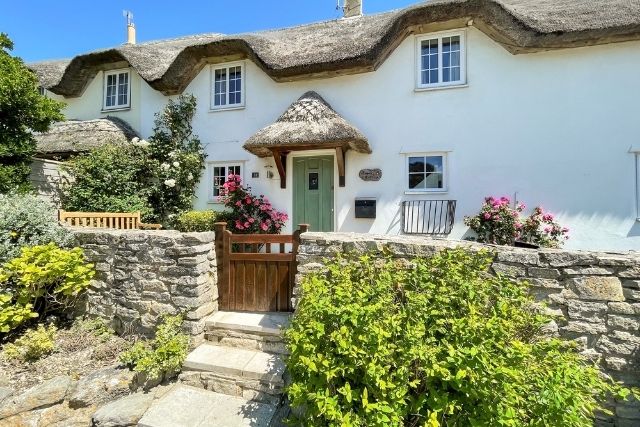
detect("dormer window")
(103, 69), (130, 110)
(416, 31), (466, 90)
(211, 62), (245, 110)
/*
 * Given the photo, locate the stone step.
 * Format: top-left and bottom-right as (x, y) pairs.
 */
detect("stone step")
(205, 311), (291, 354)
(138, 384), (277, 427)
(180, 343), (286, 404)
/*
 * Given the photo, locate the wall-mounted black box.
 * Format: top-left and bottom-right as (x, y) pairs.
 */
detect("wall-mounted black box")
(355, 198), (376, 219)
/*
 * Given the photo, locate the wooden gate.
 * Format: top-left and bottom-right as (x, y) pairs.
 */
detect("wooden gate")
(214, 223), (308, 312)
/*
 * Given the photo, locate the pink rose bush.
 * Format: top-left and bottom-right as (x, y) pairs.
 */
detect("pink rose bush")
(218, 174), (288, 234)
(464, 196), (569, 247)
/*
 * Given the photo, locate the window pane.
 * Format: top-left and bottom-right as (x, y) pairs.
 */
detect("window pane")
(409, 174), (426, 189)
(408, 157), (426, 173)
(105, 74), (117, 107)
(451, 67), (460, 82)
(450, 36), (460, 51)
(424, 156), (443, 173)
(443, 68), (450, 82)
(424, 172), (443, 189)
(451, 51), (460, 67)
(443, 37), (451, 53)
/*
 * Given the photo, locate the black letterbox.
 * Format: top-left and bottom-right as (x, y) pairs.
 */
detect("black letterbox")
(355, 198), (376, 219)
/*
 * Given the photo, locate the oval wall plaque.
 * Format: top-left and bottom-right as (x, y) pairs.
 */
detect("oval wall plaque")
(359, 168), (382, 182)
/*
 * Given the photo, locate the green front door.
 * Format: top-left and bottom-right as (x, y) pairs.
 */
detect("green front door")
(293, 156), (334, 232)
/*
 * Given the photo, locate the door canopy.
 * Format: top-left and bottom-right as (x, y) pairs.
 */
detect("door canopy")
(243, 91), (371, 188)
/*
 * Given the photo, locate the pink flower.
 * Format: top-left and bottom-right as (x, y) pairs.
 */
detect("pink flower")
(260, 222), (269, 231)
(483, 213), (491, 220)
(248, 217), (255, 223)
(542, 214), (554, 222)
(544, 226), (551, 233)
(235, 201), (242, 207)
(244, 222), (250, 228)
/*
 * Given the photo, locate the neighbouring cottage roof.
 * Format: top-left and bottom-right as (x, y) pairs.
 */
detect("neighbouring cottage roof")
(35, 117), (139, 158)
(29, 0), (640, 97)
(243, 91), (371, 157)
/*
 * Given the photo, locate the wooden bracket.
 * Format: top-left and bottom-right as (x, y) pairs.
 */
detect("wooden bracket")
(335, 147), (346, 187)
(272, 149), (287, 189)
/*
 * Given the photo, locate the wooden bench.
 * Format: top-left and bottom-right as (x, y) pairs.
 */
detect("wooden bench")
(58, 210), (162, 230)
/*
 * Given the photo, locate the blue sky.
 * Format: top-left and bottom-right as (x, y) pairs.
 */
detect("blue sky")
(2, 1), (419, 62)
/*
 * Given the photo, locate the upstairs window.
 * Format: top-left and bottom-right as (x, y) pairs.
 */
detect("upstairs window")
(211, 62), (245, 110)
(103, 69), (130, 110)
(416, 32), (466, 89)
(210, 163), (242, 200)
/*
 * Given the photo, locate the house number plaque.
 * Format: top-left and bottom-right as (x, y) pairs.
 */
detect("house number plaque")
(358, 168), (382, 182)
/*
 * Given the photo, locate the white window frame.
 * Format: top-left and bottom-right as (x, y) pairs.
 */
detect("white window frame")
(404, 152), (448, 194)
(208, 162), (244, 202)
(210, 61), (245, 111)
(102, 69), (131, 110)
(415, 31), (467, 90)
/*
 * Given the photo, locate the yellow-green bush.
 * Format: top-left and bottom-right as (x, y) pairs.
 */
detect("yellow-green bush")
(174, 210), (217, 232)
(0, 244), (94, 335)
(2, 324), (57, 362)
(119, 315), (189, 380)
(286, 249), (631, 426)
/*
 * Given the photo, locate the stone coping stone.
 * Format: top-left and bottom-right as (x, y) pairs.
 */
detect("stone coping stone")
(138, 385), (276, 427)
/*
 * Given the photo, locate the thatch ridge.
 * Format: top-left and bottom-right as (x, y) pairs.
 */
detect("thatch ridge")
(243, 91), (371, 157)
(35, 117), (139, 158)
(29, 0), (640, 97)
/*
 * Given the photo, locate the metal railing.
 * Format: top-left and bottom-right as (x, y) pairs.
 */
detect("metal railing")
(401, 200), (456, 235)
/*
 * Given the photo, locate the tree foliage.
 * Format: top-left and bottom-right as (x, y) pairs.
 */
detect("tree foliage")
(286, 249), (630, 426)
(0, 33), (64, 193)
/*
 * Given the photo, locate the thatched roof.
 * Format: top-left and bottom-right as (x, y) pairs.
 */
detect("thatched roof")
(30, 0), (640, 97)
(35, 117), (139, 158)
(243, 91), (371, 157)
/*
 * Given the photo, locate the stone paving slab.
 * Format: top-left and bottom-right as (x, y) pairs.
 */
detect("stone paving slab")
(183, 344), (285, 384)
(206, 311), (290, 336)
(138, 385), (276, 427)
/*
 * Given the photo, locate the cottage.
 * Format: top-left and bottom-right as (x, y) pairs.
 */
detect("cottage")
(29, 0), (640, 250)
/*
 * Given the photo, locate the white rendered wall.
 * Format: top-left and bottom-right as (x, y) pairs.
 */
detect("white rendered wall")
(57, 28), (640, 250)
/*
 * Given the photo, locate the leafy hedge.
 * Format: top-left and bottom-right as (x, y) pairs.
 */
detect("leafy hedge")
(285, 249), (629, 426)
(174, 210), (217, 232)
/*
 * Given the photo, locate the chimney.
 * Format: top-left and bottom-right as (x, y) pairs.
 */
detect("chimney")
(127, 23), (136, 44)
(124, 10), (136, 44)
(343, 0), (362, 18)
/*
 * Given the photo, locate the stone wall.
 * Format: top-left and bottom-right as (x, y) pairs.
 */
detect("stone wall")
(295, 233), (640, 426)
(72, 229), (218, 345)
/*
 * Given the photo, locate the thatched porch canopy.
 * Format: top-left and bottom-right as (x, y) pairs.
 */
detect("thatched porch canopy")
(35, 117), (139, 159)
(243, 91), (370, 188)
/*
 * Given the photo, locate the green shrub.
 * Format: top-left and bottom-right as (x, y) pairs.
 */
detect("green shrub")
(174, 210), (217, 232)
(0, 244), (94, 334)
(285, 249), (630, 426)
(2, 324), (57, 362)
(119, 315), (190, 380)
(60, 142), (155, 220)
(0, 193), (72, 263)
